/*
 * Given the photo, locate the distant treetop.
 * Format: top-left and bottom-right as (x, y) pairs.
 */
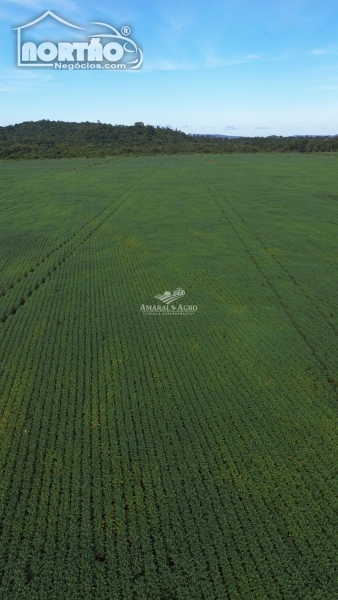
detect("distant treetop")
(0, 119), (336, 160)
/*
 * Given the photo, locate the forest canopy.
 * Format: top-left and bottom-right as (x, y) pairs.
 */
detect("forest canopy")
(0, 119), (337, 160)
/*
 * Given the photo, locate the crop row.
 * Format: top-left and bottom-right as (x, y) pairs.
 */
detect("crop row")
(1, 155), (338, 599)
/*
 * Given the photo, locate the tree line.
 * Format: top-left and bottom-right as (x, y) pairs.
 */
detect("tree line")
(0, 119), (337, 160)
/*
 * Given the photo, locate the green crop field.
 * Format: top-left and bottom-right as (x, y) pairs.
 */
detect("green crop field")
(0, 154), (338, 600)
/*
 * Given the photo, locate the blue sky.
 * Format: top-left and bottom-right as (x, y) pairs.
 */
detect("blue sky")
(1, 0), (338, 135)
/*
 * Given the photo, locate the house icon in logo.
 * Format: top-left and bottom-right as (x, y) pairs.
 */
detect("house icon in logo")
(12, 10), (85, 67)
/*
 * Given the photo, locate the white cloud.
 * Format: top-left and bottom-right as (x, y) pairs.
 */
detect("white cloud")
(0, 86), (35, 92)
(0, 0), (78, 23)
(4, 0), (78, 12)
(255, 126), (269, 130)
(224, 125), (240, 130)
(311, 85), (338, 90)
(4, 0), (42, 5)
(310, 49), (329, 55)
(143, 59), (199, 72)
(4, 0), (77, 9)
(0, 68), (53, 92)
(204, 58), (240, 68)
(145, 53), (262, 73)
(204, 53), (262, 69)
